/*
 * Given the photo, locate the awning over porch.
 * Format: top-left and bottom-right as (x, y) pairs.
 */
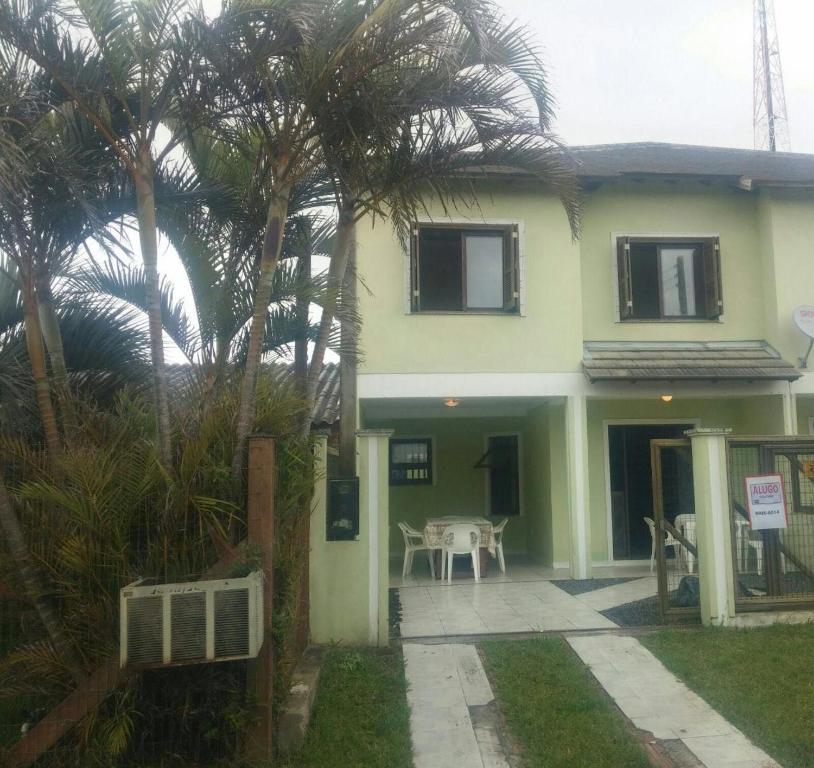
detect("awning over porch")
(583, 341), (801, 383)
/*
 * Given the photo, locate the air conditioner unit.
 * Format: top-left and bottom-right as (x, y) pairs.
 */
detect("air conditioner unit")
(120, 571), (263, 668)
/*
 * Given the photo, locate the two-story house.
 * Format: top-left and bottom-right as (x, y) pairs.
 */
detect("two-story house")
(352, 142), (814, 581)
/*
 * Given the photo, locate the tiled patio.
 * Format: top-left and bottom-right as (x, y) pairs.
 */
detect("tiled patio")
(393, 557), (656, 638)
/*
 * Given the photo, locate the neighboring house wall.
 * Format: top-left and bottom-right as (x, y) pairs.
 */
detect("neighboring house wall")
(758, 190), (814, 364)
(585, 396), (788, 563)
(580, 181), (767, 344)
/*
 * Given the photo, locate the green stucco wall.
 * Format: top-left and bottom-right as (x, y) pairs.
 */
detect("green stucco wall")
(355, 180), (814, 377)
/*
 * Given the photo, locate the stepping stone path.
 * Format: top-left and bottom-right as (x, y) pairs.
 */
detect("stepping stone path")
(568, 634), (780, 768)
(403, 643), (511, 768)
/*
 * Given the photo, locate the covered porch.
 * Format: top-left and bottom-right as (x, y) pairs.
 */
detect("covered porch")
(361, 395), (589, 584)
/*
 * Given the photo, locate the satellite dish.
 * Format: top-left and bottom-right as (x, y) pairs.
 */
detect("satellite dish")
(793, 306), (814, 340)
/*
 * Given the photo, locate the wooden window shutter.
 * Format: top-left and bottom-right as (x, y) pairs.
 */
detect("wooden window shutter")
(502, 225), (520, 312)
(410, 226), (420, 311)
(702, 237), (723, 319)
(616, 236), (633, 319)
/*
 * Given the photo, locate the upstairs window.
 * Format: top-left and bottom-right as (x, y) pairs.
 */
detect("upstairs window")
(410, 224), (520, 313)
(616, 236), (723, 321)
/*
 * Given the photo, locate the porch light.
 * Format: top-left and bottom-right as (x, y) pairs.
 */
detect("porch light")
(661, 394), (673, 403)
(444, 398), (460, 408)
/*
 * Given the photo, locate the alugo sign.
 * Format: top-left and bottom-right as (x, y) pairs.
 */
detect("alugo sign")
(745, 474), (788, 531)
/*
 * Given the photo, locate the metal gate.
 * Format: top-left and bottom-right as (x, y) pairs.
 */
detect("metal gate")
(728, 438), (814, 610)
(650, 439), (699, 617)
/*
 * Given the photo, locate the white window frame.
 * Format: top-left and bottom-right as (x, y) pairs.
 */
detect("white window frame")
(404, 218), (526, 316)
(609, 231), (724, 324)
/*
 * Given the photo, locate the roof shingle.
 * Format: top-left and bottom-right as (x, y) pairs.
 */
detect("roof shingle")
(583, 341), (800, 383)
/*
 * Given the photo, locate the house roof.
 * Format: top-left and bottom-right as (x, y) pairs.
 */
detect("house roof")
(567, 142), (814, 187)
(583, 341), (801, 383)
(465, 142), (814, 188)
(271, 362), (341, 427)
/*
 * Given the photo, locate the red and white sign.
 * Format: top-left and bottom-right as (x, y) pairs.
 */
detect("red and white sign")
(745, 474), (788, 531)
(793, 306), (814, 339)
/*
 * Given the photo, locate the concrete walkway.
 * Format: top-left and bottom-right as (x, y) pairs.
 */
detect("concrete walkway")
(568, 634), (780, 768)
(403, 643), (511, 768)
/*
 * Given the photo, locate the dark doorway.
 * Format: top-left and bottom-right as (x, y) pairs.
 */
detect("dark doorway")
(608, 423), (694, 560)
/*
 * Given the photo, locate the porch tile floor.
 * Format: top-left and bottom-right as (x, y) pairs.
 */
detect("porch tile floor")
(399, 579), (617, 638)
(403, 643), (511, 768)
(568, 634), (780, 768)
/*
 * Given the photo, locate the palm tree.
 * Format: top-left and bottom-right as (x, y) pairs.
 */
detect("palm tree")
(0, 0), (208, 465)
(299, 0), (580, 439)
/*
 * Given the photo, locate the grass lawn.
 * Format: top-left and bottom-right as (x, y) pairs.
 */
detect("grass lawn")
(277, 646), (412, 768)
(481, 637), (650, 768)
(641, 625), (814, 768)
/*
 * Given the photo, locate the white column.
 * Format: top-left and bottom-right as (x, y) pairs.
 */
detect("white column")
(357, 429), (392, 647)
(687, 428), (736, 627)
(782, 384), (798, 435)
(566, 396), (591, 579)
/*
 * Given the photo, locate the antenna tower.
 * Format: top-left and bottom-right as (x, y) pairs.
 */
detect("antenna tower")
(753, 0), (790, 151)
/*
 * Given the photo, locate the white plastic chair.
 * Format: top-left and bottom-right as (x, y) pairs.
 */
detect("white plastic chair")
(674, 514), (697, 574)
(492, 519), (508, 574)
(440, 524), (480, 583)
(644, 516), (681, 573)
(397, 522), (436, 580)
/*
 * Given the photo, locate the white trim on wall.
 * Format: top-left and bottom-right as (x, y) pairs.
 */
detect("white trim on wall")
(359, 372), (792, 400)
(602, 418), (701, 564)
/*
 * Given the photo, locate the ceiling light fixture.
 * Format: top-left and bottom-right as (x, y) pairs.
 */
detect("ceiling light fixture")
(661, 394), (674, 403)
(444, 398), (460, 408)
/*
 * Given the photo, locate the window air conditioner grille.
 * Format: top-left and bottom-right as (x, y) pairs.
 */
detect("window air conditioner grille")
(120, 572), (262, 668)
(126, 596), (163, 665)
(214, 588), (250, 657)
(171, 592), (207, 662)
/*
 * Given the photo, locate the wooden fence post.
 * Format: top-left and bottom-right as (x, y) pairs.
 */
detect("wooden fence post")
(245, 436), (275, 761)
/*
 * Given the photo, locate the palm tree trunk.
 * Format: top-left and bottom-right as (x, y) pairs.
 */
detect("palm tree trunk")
(21, 273), (62, 466)
(0, 475), (84, 684)
(338, 236), (358, 476)
(301, 202), (355, 440)
(35, 276), (77, 432)
(134, 147), (172, 467)
(294, 248), (312, 393)
(230, 186), (291, 486)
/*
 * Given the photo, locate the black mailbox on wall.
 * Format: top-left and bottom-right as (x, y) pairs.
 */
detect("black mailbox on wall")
(327, 477), (360, 541)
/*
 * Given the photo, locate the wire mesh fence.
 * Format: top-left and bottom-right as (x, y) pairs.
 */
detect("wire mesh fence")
(0, 427), (313, 767)
(651, 440), (701, 616)
(729, 438), (814, 608)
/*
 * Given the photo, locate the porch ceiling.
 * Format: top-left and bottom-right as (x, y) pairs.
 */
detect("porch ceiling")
(362, 395), (552, 420)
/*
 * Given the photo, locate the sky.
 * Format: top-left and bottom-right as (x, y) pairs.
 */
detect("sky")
(498, 0), (814, 153)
